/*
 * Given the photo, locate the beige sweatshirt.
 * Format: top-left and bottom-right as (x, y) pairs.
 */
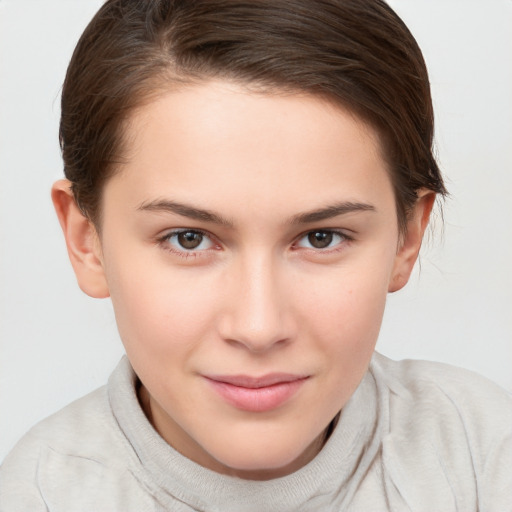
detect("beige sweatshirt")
(1, 353), (511, 512)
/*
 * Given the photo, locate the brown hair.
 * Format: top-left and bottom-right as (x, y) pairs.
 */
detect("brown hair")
(60, 0), (446, 232)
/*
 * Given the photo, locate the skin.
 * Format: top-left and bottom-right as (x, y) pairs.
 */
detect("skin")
(52, 80), (434, 480)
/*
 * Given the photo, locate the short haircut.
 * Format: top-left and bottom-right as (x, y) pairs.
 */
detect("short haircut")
(60, 0), (446, 232)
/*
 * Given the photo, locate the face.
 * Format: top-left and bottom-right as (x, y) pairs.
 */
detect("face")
(67, 81), (424, 479)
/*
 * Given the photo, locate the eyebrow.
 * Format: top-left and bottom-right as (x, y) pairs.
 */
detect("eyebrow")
(288, 201), (376, 224)
(137, 198), (376, 226)
(137, 199), (234, 227)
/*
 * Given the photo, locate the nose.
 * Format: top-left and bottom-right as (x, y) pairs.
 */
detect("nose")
(218, 253), (295, 353)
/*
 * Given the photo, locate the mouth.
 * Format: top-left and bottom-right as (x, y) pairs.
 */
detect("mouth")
(203, 373), (309, 412)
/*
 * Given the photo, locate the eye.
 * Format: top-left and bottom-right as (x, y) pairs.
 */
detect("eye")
(161, 229), (215, 252)
(295, 230), (347, 250)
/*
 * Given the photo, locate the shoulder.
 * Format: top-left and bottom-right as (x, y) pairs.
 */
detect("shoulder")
(370, 352), (512, 511)
(0, 388), (105, 505)
(1, 385), (122, 467)
(371, 351), (512, 429)
(0, 374), (144, 511)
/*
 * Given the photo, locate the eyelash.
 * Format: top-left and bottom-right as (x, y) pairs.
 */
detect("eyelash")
(157, 228), (353, 258)
(157, 229), (218, 259)
(293, 229), (353, 252)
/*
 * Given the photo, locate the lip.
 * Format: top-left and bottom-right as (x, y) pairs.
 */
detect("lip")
(204, 373), (309, 412)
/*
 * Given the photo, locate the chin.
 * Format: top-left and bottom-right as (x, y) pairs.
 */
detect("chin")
(205, 430), (322, 480)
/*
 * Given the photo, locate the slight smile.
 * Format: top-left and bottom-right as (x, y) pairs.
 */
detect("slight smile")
(204, 374), (310, 413)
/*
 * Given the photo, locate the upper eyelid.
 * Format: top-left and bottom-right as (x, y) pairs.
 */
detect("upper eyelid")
(158, 228), (218, 249)
(155, 230), (219, 259)
(290, 229), (349, 251)
(157, 227), (352, 250)
(159, 227), (212, 240)
(294, 228), (353, 241)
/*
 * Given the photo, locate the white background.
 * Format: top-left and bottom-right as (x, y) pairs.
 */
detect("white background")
(1, 0), (511, 463)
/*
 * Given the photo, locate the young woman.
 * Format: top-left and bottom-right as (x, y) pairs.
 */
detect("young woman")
(1, 1), (510, 510)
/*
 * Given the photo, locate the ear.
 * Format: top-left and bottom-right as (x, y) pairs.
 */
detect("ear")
(388, 189), (436, 293)
(51, 179), (110, 298)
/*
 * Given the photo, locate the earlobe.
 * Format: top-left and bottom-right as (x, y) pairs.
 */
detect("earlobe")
(51, 179), (110, 299)
(388, 190), (436, 293)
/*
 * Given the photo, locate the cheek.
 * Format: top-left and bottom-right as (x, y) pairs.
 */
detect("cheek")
(105, 252), (221, 358)
(306, 278), (387, 362)
(294, 251), (394, 387)
(299, 258), (391, 344)
(316, 283), (386, 413)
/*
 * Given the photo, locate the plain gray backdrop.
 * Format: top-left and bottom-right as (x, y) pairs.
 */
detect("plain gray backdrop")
(1, 0), (511, 462)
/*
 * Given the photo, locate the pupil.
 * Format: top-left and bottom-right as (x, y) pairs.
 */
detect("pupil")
(308, 231), (332, 249)
(178, 231), (202, 249)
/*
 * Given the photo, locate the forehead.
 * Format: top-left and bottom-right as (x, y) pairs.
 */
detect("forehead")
(104, 80), (395, 222)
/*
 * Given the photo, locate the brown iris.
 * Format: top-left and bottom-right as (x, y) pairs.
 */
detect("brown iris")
(177, 231), (203, 249)
(307, 231), (333, 249)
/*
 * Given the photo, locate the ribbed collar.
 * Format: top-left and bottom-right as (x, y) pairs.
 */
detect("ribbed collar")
(109, 355), (384, 512)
